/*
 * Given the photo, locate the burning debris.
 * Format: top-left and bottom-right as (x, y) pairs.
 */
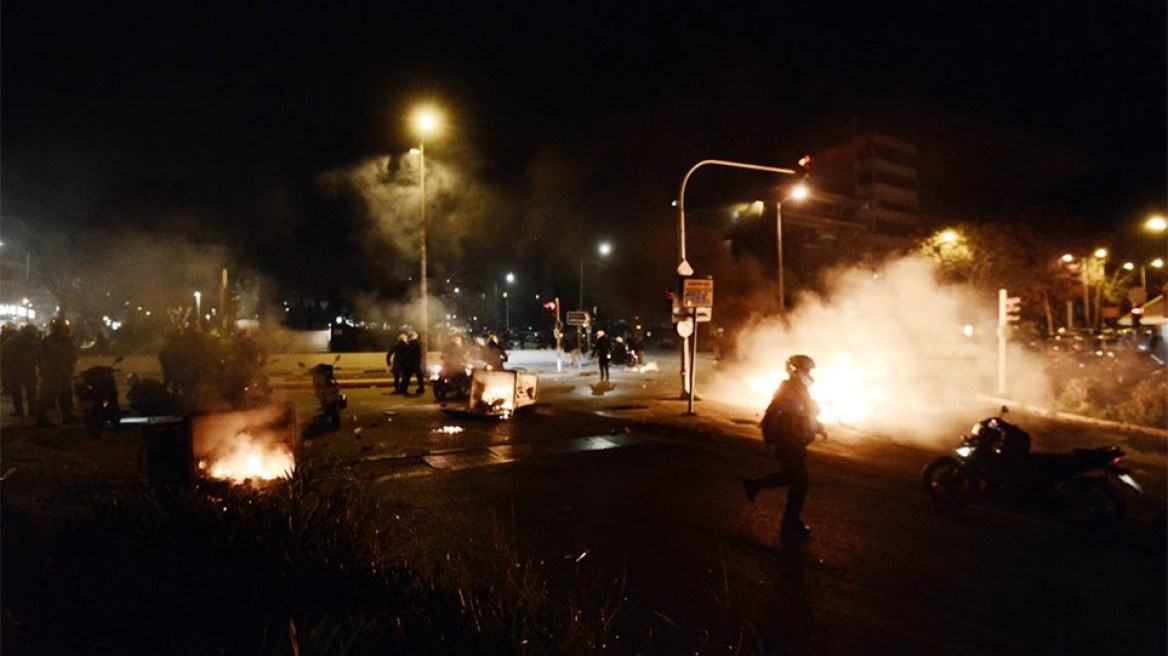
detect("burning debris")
(434, 426), (465, 434)
(190, 402), (297, 485)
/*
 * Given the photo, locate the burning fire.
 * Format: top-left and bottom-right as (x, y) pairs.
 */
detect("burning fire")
(197, 431), (295, 483)
(742, 353), (884, 425)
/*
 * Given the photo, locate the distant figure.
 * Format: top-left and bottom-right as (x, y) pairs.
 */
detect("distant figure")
(441, 334), (467, 373)
(482, 333), (508, 370)
(388, 333), (409, 394)
(406, 331), (425, 395)
(158, 325), (183, 394)
(743, 354), (826, 539)
(593, 330), (612, 381)
(613, 335), (628, 367)
(36, 318), (78, 427)
(2, 324), (39, 417)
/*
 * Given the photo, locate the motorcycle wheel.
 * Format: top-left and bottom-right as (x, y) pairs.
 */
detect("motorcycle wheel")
(1062, 478), (1126, 530)
(922, 457), (975, 507)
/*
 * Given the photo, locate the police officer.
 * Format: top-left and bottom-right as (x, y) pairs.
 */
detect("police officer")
(36, 318), (78, 427)
(743, 354), (826, 539)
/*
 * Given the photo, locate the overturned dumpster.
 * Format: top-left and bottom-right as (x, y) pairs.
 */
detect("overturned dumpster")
(461, 369), (539, 418)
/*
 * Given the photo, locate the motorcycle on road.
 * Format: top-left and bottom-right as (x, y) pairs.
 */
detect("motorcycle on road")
(923, 407), (1143, 529)
(74, 356), (123, 438)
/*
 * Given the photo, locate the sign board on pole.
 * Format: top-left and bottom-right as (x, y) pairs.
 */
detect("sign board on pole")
(672, 307), (712, 323)
(682, 278), (714, 309)
(565, 310), (590, 326)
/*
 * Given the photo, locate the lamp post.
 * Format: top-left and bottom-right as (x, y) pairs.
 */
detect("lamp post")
(776, 183), (809, 312)
(675, 159), (799, 413)
(193, 291), (202, 327)
(411, 107), (440, 360)
(579, 241), (611, 311)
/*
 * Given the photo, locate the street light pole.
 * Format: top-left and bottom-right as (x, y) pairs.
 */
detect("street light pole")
(675, 159), (798, 407)
(775, 184), (808, 313)
(418, 140), (429, 359)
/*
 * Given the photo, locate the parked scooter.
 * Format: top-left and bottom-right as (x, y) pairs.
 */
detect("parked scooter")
(74, 356), (123, 438)
(923, 406), (1142, 529)
(300, 356), (346, 430)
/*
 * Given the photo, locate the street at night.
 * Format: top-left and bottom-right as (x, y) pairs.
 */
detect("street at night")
(1, 350), (1164, 653)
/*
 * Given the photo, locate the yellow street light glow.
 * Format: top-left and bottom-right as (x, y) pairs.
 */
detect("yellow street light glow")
(1146, 215), (1167, 232)
(598, 242), (612, 256)
(414, 108), (440, 137)
(790, 183), (809, 201)
(940, 229), (958, 243)
(1061, 253), (1075, 263)
(1122, 262), (1135, 270)
(1152, 258), (1165, 268)
(1093, 248), (1108, 259)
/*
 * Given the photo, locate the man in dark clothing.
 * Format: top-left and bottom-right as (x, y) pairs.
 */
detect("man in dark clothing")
(2, 324), (39, 417)
(388, 333), (409, 394)
(743, 354), (826, 539)
(482, 333), (507, 370)
(36, 318), (79, 427)
(593, 330), (613, 381)
(406, 331), (425, 395)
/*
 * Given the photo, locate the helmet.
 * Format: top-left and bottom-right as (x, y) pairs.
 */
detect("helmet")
(785, 354), (816, 375)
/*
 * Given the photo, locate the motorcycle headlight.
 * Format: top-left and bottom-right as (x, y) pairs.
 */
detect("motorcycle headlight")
(956, 446), (973, 458)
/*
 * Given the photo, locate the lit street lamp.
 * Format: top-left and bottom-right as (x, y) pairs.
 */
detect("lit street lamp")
(579, 241), (611, 312)
(193, 291), (202, 327)
(411, 107), (441, 359)
(776, 183), (809, 312)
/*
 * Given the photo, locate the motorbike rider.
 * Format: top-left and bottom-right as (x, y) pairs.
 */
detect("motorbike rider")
(743, 354), (827, 539)
(35, 318), (79, 427)
(2, 324), (39, 418)
(441, 334), (468, 375)
(482, 333), (508, 370)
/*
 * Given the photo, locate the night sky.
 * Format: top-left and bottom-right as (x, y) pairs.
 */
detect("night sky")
(3, 1), (1165, 305)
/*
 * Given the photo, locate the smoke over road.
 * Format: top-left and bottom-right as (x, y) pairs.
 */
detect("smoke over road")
(706, 256), (1055, 447)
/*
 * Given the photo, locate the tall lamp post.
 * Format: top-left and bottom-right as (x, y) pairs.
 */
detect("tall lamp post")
(776, 183), (809, 312)
(411, 107), (440, 360)
(675, 159), (799, 414)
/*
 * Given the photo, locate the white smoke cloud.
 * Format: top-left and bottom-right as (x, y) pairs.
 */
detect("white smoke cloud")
(707, 256), (1054, 447)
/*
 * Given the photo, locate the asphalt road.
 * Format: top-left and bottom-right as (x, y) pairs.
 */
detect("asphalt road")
(2, 349), (1165, 654)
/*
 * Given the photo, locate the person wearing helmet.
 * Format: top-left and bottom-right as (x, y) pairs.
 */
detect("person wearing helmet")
(36, 318), (79, 427)
(2, 324), (39, 417)
(743, 354), (826, 539)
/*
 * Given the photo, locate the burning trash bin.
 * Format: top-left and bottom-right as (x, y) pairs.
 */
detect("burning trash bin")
(466, 369), (539, 418)
(142, 401), (298, 491)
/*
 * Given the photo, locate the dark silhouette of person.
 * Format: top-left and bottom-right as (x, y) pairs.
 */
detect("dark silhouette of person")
(441, 334), (467, 374)
(406, 331), (425, 394)
(35, 318), (78, 427)
(2, 324), (39, 417)
(593, 330), (613, 381)
(743, 354), (826, 539)
(158, 325), (183, 394)
(482, 333), (508, 370)
(388, 333), (409, 394)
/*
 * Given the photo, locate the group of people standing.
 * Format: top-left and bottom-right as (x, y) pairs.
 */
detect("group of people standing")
(386, 331), (426, 395)
(1, 319), (79, 428)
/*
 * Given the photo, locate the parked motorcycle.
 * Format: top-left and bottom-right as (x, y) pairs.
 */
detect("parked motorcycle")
(74, 356), (123, 438)
(300, 356), (346, 429)
(432, 364), (472, 401)
(923, 407), (1143, 529)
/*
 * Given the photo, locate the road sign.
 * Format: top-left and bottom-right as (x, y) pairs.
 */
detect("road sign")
(682, 278), (714, 309)
(672, 307), (712, 323)
(676, 318), (694, 338)
(565, 310), (590, 326)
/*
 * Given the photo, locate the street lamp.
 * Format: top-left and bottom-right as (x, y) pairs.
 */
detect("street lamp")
(193, 291), (202, 327)
(411, 106), (441, 359)
(579, 241), (611, 311)
(776, 182), (809, 312)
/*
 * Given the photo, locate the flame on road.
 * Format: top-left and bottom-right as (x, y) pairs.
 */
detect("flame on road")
(198, 432), (294, 483)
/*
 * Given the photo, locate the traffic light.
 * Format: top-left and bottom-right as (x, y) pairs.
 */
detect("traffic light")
(541, 299), (559, 324)
(1005, 296), (1022, 323)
